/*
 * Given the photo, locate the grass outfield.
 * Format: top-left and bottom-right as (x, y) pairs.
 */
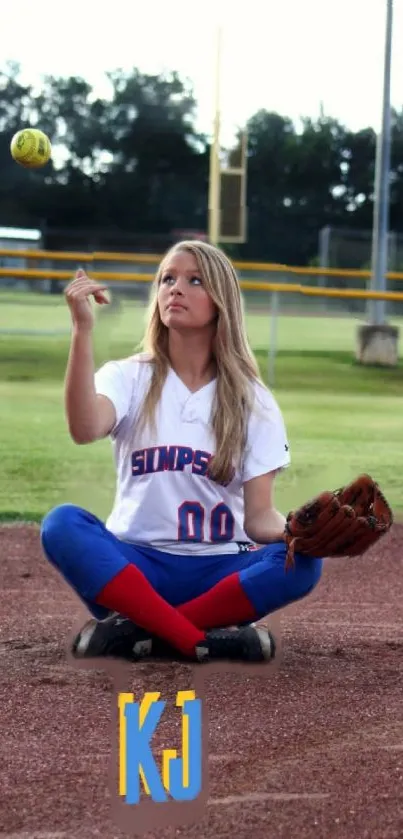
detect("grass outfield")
(0, 292), (402, 522)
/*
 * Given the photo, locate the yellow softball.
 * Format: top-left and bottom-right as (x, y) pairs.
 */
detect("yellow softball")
(10, 128), (52, 169)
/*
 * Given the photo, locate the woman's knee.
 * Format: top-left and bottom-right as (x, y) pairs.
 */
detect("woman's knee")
(239, 546), (323, 617)
(292, 554), (323, 598)
(40, 503), (86, 554)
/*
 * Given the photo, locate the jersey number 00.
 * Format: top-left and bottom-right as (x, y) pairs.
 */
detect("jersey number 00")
(178, 501), (234, 543)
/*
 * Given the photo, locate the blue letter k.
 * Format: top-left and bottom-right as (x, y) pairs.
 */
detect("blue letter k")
(124, 698), (167, 805)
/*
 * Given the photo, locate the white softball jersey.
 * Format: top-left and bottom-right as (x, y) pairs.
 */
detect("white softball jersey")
(94, 355), (290, 556)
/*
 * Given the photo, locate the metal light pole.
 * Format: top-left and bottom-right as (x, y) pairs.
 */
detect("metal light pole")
(208, 25), (223, 247)
(369, 0), (393, 325)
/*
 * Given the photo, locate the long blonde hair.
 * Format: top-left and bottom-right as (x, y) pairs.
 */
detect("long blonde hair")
(136, 240), (265, 485)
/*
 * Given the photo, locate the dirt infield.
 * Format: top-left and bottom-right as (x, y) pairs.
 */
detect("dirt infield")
(1, 522), (403, 839)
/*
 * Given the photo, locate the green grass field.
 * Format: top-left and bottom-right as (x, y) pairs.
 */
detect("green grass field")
(1, 291), (402, 523)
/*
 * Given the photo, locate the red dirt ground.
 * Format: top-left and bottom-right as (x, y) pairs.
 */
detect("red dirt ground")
(1, 522), (403, 839)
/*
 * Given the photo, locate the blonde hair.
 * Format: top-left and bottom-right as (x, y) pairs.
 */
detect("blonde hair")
(136, 240), (265, 485)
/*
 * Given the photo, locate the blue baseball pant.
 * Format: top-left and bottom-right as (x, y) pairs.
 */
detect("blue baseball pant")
(40, 504), (323, 622)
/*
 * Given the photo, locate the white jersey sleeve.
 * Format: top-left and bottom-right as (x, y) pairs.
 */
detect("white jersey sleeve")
(241, 383), (290, 483)
(94, 359), (137, 435)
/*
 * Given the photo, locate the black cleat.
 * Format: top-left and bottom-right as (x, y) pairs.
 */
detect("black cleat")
(145, 624), (276, 664)
(196, 624), (276, 663)
(71, 614), (153, 662)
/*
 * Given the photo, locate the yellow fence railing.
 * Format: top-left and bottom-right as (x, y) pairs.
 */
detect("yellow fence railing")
(1, 267), (403, 302)
(1, 248), (403, 310)
(1, 247), (403, 282)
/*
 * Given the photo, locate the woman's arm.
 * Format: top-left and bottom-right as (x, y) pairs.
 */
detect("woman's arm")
(64, 270), (117, 444)
(65, 328), (117, 444)
(243, 470), (286, 544)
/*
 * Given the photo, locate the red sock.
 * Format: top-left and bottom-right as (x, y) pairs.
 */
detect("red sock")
(95, 565), (206, 658)
(177, 572), (258, 629)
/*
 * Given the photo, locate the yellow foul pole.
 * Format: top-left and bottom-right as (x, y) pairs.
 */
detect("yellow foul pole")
(208, 25), (223, 246)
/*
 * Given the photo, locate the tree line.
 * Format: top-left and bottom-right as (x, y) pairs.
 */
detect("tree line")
(1, 61), (402, 266)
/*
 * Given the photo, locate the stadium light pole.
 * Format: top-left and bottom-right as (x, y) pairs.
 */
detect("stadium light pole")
(369, 0), (393, 325)
(208, 25), (223, 247)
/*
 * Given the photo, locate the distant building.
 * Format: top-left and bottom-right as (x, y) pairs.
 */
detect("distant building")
(0, 226), (42, 288)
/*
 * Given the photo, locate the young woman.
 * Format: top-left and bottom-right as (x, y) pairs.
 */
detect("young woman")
(40, 241), (322, 665)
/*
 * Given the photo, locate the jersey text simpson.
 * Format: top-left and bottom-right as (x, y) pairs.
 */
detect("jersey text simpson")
(132, 446), (214, 479)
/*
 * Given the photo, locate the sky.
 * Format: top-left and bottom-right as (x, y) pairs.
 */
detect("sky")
(2, 0), (403, 146)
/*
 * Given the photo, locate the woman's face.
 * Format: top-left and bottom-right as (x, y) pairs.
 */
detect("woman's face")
(157, 250), (217, 331)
